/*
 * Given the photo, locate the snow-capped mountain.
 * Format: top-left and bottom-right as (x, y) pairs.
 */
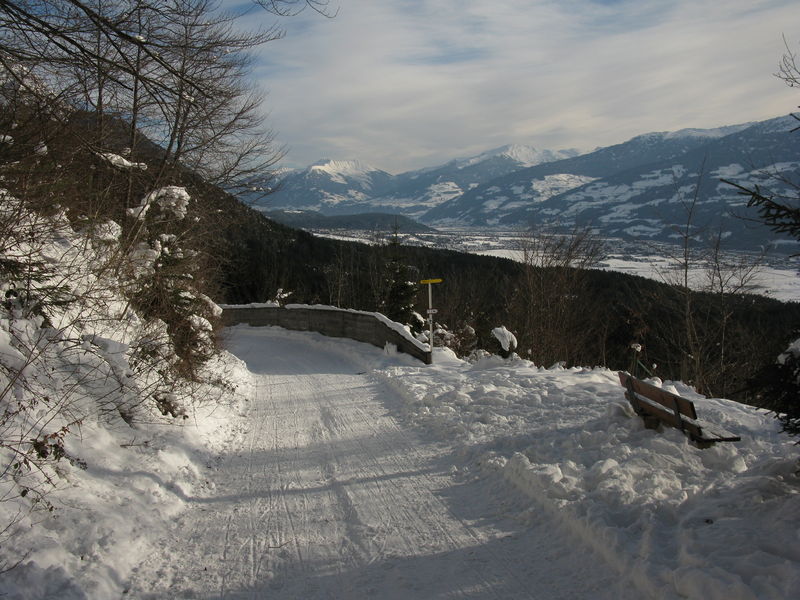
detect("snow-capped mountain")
(422, 117), (800, 250)
(306, 159), (384, 187)
(423, 123), (755, 223)
(450, 144), (580, 170)
(255, 117), (800, 251)
(258, 159), (395, 213)
(259, 145), (579, 217)
(382, 145), (580, 216)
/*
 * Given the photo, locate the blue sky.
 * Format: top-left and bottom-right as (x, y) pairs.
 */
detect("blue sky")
(235, 0), (799, 173)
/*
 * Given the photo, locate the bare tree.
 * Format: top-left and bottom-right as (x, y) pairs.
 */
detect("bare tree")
(653, 162), (767, 397)
(655, 163), (708, 388)
(510, 223), (606, 366)
(144, 0), (283, 193)
(0, 0), (301, 197)
(703, 229), (765, 395)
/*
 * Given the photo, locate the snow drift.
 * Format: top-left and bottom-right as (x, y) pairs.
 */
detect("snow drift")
(372, 349), (800, 600)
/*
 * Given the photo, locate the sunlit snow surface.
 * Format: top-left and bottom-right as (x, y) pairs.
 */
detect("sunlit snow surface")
(123, 327), (644, 600)
(372, 345), (800, 600)
(4, 324), (799, 599)
(139, 327), (798, 600)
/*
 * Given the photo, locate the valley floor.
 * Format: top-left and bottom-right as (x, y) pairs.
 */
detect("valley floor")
(313, 227), (800, 302)
(125, 327), (637, 599)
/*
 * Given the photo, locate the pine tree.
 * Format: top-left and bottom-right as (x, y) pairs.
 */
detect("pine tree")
(380, 223), (419, 327)
(749, 339), (800, 438)
(732, 173), (800, 440)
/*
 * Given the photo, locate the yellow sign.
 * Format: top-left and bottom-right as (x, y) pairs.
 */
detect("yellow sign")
(419, 278), (443, 284)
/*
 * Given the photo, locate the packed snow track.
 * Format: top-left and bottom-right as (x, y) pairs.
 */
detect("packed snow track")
(127, 326), (636, 599)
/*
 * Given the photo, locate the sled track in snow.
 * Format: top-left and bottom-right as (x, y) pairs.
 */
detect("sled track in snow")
(126, 327), (637, 599)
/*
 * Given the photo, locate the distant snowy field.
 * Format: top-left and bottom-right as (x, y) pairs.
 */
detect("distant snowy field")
(312, 227), (800, 302)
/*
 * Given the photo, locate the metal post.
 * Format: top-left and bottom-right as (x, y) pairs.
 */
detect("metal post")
(419, 278), (443, 363)
(428, 282), (433, 351)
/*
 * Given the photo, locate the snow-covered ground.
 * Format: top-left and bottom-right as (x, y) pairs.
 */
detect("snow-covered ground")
(0, 350), (250, 600)
(124, 326), (639, 599)
(0, 190), (248, 598)
(374, 345), (800, 600)
(3, 325), (799, 599)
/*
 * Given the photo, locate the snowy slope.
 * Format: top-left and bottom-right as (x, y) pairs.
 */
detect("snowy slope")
(308, 159), (383, 186)
(421, 123), (750, 223)
(377, 145), (580, 217)
(451, 144), (579, 169)
(256, 159), (396, 213)
(0, 195), (250, 599)
(502, 117), (800, 250)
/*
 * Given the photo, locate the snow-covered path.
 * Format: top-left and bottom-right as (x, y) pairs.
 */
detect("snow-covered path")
(127, 326), (635, 599)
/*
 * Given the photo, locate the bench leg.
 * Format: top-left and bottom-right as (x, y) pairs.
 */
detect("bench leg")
(691, 437), (715, 449)
(642, 415), (660, 430)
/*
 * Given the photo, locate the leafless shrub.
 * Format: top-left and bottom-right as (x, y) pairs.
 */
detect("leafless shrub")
(509, 223), (607, 366)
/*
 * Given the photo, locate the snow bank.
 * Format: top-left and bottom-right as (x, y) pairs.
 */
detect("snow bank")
(218, 301), (280, 309)
(491, 325), (517, 352)
(372, 351), (800, 600)
(0, 349), (251, 600)
(0, 194), (248, 599)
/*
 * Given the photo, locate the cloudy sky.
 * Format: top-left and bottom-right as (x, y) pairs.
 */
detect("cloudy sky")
(236, 0), (799, 173)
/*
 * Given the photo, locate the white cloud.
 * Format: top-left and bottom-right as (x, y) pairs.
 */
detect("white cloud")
(246, 0), (800, 172)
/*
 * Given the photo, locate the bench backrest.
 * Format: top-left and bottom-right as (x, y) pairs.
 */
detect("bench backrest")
(618, 372), (697, 418)
(618, 372), (698, 429)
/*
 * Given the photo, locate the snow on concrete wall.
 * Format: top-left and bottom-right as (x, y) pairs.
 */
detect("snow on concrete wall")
(221, 304), (432, 364)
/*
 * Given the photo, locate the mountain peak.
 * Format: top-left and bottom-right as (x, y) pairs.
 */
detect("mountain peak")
(455, 144), (578, 169)
(310, 158), (381, 175)
(306, 159), (387, 186)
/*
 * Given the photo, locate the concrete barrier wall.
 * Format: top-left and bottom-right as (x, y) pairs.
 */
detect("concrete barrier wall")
(222, 304), (432, 364)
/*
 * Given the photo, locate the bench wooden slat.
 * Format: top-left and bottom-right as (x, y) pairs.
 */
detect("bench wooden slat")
(618, 372), (741, 446)
(629, 392), (705, 439)
(693, 419), (741, 443)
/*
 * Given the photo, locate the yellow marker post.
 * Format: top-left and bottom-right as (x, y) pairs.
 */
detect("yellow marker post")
(419, 278), (443, 360)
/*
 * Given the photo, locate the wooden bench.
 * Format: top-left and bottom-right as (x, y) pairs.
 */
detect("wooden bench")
(618, 372), (741, 448)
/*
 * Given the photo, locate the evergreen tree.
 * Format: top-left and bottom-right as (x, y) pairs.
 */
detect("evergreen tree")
(749, 339), (800, 438)
(733, 170), (800, 440)
(726, 40), (800, 438)
(382, 259), (417, 326)
(380, 223), (419, 328)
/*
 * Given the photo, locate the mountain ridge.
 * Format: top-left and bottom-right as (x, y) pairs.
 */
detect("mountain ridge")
(251, 116), (800, 251)
(255, 144), (581, 217)
(426, 116), (800, 250)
